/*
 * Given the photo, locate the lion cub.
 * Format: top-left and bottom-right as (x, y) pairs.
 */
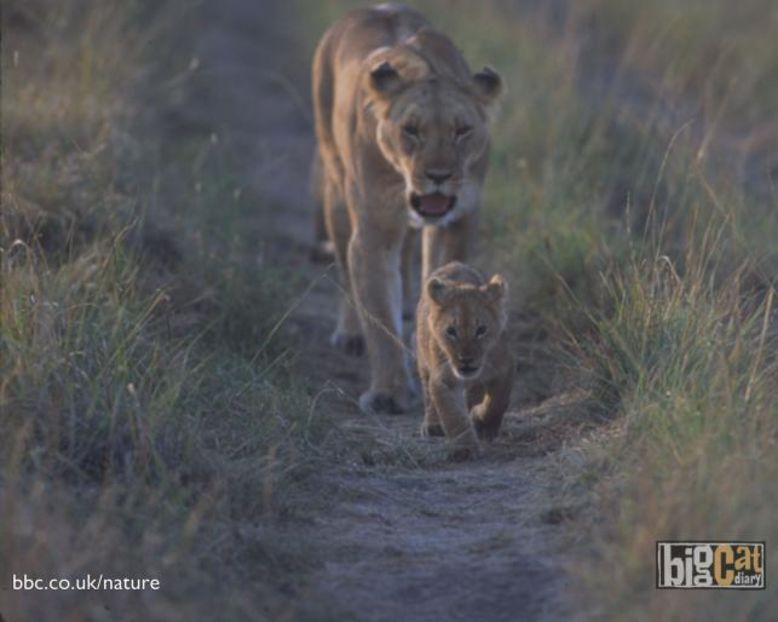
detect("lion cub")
(416, 262), (514, 460)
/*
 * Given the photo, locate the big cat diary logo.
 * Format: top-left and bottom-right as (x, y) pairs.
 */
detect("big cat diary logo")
(656, 542), (765, 589)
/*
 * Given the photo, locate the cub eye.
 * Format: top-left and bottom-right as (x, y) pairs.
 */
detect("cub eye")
(445, 325), (458, 339)
(455, 125), (472, 139)
(402, 124), (420, 138)
(476, 325), (488, 338)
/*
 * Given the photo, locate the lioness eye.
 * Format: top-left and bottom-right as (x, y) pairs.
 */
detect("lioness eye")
(476, 325), (487, 337)
(445, 325), (457, 338)
(402, 124), (420, 138)
(455, 125), (472, 139)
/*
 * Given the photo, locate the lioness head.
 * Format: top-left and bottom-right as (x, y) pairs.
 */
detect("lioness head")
(365, 32), (502, 227)
(426, 273), (508, 380)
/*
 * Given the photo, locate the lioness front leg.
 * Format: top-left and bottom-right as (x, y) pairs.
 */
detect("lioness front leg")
(324, 180), (364, 355)
(349, 229), (413, 415)
(421, 212), (478, 281)
(430, 378), (479, 461)
(401, 228), (419, 321)
(471, 369), (513, 442)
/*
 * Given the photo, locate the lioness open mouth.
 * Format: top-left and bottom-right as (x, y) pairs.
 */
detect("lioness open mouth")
(409, 192), (456, 218)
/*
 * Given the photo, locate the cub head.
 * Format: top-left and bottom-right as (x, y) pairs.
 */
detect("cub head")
(364, 37), (502, 227)
(426, 273), (508, 380)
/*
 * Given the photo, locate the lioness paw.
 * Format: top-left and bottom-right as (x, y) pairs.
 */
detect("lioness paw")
(331, 331), (365, 357)
(309, 240), (335, 264)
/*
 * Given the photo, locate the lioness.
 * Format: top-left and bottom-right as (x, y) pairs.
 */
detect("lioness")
(416, 262), (513, 460)
(312, 3), (502, 414)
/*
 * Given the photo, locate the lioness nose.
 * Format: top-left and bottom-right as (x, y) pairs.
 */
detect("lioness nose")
(458, 356), (474, 366)
(426, 170), (452, 185)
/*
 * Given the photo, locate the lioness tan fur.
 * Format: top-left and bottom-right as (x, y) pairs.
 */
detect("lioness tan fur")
(312, 3), (502, 414)
(416, 262), (513, 460)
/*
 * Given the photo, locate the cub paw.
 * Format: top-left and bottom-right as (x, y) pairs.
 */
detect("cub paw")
(359, 390), (408, 415)
(447, 430), (480, 461)
(420, 422), (445, 437)
(331, 331), (365, 357)
(447, 443), (479, 462)
(472, 415), (503, 442)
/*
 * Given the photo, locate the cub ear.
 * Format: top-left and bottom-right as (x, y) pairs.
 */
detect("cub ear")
(472, 66), (503, 106)
(368, 61), (404, 98)
(483, 274), (507, 304)
(427, 277), (451, 305)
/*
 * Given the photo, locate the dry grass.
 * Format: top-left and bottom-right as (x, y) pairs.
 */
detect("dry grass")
(1, 2), (329, 619)
(3, 0), (778, 619)
(299, 1), (778, 619)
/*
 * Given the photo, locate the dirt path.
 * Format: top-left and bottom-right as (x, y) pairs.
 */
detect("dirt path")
(294, 462), (565, 622)
(183, 2), (573, 620)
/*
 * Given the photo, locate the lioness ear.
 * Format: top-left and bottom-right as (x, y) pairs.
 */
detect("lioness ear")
(368, 61), (404, 98)
(484, 274), (507, 304)
(427, 277), (451, 305)
(473, 66), (502, 106)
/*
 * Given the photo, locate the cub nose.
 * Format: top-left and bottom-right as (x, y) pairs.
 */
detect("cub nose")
(458, 356), (474, 366)
(426, 170), (452, 185)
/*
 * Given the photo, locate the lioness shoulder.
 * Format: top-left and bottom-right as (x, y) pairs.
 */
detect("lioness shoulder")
(416, 261), (514, 460)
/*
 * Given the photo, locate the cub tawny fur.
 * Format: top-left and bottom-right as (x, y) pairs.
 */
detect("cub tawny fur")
(312, 4), (502, 415)
(416, 262), (514, 460)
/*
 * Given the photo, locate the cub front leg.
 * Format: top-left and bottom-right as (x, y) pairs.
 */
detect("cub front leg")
(471, 368), (513, 442)
(430, 377), (479, 461)
(349, 228), (413, 415)
(419, 370), (444, 437)
(421, 400), (445, 437)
